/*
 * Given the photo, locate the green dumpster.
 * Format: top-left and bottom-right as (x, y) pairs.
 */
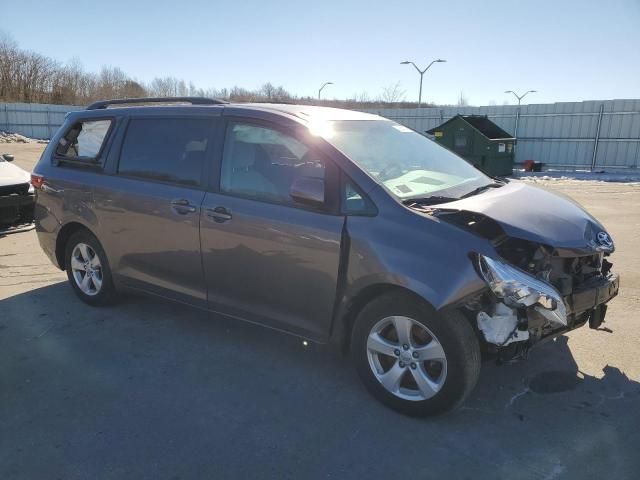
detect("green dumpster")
(426, 115), (515, 177)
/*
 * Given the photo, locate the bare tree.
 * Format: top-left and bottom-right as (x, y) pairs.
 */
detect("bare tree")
(95, 66), (129, 99)
(380, 81), (406, 103)
(272, 86), (291, 102)
(0, 35), (434, 108)
(0, 39), (149, 104)
(354, 90), (371, 103)
(259, 82), (276, 100)
(457, 91), (469, 106)
(189, 81), (206, 97)
(0, 34), (20, 100)
(229, 86), (253, 102)
(149, 77), (178, 97)
(121, 79), (146, 98)
(207, 87), (229, 100)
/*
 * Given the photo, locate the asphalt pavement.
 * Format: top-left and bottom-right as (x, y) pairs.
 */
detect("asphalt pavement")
(1, 145), (639, 479)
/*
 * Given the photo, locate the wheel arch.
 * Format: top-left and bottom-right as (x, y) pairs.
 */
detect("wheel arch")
(333, 283), (438, 353)
(55, 222), (98, 270)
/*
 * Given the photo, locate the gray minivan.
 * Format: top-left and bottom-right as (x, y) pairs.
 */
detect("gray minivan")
(32, 97), (619, 416)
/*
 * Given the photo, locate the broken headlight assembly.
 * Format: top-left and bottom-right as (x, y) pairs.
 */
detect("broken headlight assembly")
(475, 254), (567, 327)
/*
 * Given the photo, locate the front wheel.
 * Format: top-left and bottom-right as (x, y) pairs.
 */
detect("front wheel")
(64, 230), (116, 306)
(351, 292), (481, 416)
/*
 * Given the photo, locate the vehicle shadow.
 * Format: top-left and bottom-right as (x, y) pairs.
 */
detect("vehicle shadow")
(1, 282), (639, 479)
(466, 335), (640, 414)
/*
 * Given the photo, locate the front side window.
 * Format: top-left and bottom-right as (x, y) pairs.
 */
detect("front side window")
(220, 123), (325, 205)
(319, 120), (492, 202)
(118, 118), (213, 187)
(342, 178), (373, 215)
(56, 120), (112, 160)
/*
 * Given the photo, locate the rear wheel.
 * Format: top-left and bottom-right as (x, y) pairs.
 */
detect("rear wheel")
(351, 292), (480, 416)
(64, 230), (115, 305)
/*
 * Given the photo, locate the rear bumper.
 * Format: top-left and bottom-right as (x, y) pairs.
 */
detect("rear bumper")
(34, 202), (63, 269)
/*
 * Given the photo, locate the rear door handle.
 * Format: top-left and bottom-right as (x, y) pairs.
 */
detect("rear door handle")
(206, 206), (232, 223)
(171, 198), (197, 214)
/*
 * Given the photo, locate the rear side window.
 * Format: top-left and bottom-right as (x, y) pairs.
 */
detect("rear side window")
(56, 120), (112, 161)
(118, 118), (214, 187)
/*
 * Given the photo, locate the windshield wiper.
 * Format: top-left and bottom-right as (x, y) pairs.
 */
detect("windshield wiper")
(460, 182), (504, 199)
(403, 181), (505, 206)
(402, 195), (458, 206)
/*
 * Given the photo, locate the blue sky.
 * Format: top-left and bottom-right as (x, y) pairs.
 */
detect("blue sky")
(1, 0), (638, 105)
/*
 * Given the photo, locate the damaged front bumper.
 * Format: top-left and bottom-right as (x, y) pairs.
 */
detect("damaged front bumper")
(567, 273), (620, 318)
(0, 190), (35, 230)
(470, 253), (620, 359)
(538, 272), (619, 339)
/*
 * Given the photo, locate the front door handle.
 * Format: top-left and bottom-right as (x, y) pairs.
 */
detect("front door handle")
(206, 206), (232, 223)
(171, 198), (197, 214)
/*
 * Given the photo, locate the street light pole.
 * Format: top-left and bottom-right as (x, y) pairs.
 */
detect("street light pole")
(400, 59), (446, 108)
(504, 89), (537, 106)
(318, 82), (334, 100)
(504, 90), (536, 160)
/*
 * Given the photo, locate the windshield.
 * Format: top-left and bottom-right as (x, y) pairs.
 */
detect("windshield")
(323, 119), (493, 201)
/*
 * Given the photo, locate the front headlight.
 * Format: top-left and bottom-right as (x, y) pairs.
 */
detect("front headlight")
(476, 254), (567, 326)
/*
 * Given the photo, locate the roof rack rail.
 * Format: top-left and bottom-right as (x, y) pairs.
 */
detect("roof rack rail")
(86, 97), (228, 110)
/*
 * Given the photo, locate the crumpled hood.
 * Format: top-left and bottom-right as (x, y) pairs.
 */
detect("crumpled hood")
(435, 181), (613, 253)
(0, 161), (30, 187)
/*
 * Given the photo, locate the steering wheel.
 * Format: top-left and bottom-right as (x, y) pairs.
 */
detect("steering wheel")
(295, 151), (320, 168)
(377, 162), (404, 181)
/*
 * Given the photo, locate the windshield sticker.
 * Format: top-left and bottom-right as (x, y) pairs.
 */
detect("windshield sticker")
(393, 125), (412, 133)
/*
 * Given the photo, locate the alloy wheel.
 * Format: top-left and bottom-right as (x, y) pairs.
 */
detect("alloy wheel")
(70, 242), (103, 296)
(366, 316), (447, 401)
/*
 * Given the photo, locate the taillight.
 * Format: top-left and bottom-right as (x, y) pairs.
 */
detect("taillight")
(31, 174), (45, 190)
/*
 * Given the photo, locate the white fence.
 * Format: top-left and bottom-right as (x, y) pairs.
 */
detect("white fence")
(1, 99), (639, 170)
(0, 102), (82, 140)
(364, 99), (640, 170)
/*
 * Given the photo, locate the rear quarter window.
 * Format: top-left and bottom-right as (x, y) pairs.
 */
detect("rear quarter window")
(56, 119), (112, 163)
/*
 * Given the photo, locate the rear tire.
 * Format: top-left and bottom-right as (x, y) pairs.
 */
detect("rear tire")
(351, 291), (481, 416)
(64, 230), (116, 306)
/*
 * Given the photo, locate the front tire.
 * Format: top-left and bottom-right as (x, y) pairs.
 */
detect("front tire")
(351, 292), (481, 416)
(64, 230), (115, 306)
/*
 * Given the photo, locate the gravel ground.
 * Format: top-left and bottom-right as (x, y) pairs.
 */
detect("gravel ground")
(1, 145), (639, 479)
(0, 131), (47, 144)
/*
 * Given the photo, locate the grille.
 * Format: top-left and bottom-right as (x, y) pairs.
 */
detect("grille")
(0, 182), (30, 197)
(549, 254), (602, 295)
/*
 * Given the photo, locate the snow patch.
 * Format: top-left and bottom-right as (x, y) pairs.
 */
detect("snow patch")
(512, 168), (640, 185)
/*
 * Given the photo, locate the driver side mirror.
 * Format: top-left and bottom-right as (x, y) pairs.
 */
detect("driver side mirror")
(290, 177), (325, 207)
(2, 154), (14, 162)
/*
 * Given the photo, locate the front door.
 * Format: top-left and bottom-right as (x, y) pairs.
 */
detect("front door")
(94, 116), (216, 305)
(200, 120), (344, 340)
